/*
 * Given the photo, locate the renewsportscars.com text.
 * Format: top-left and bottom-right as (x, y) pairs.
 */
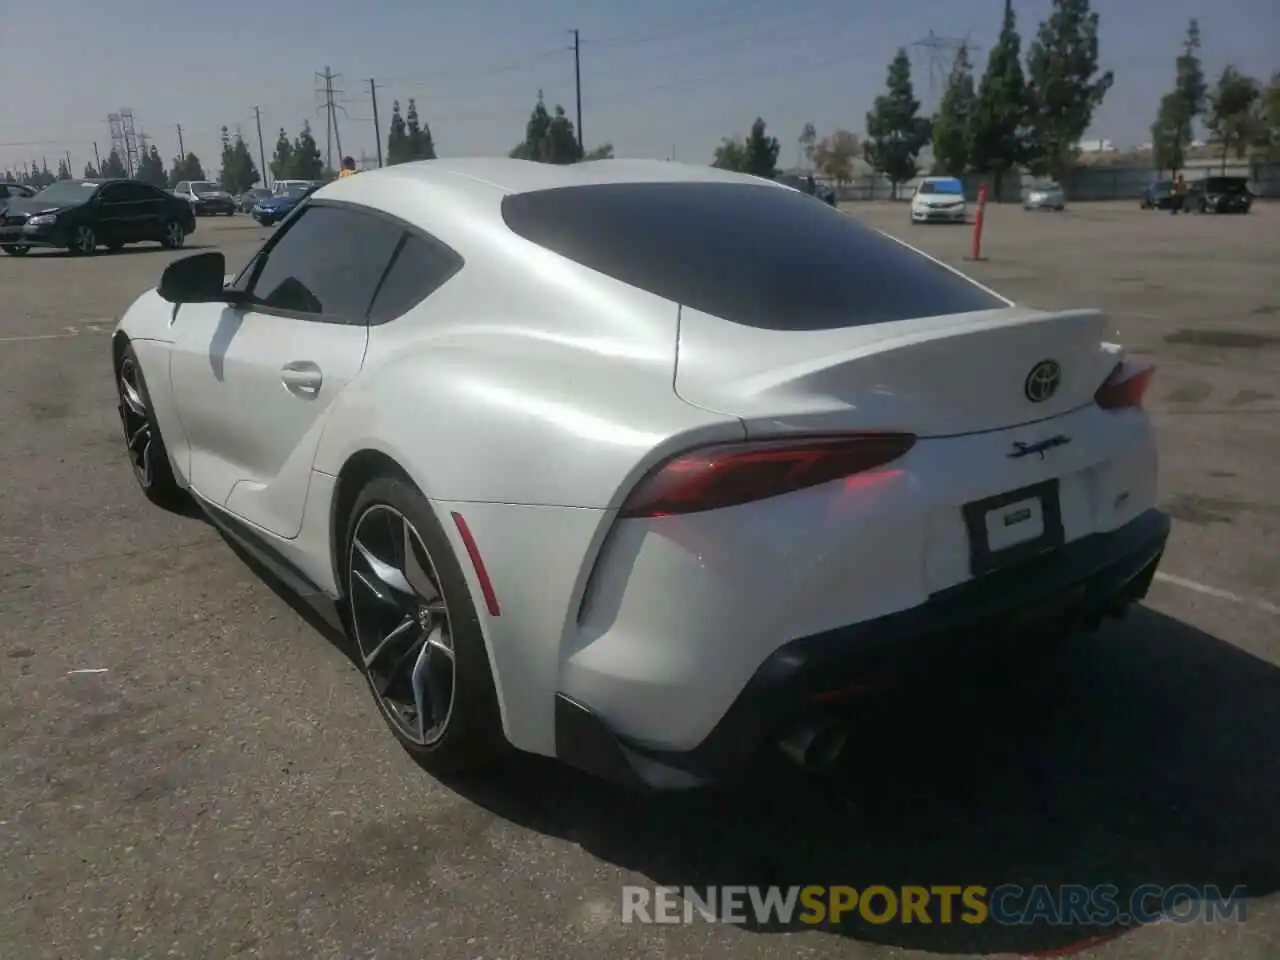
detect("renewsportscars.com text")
(621, 884), (1249, 926)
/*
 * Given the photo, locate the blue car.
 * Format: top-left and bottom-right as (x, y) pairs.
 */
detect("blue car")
(252, 182), (321, 226)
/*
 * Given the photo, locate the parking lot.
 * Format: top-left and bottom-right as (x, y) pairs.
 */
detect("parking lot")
(2, 203), (1277, 959)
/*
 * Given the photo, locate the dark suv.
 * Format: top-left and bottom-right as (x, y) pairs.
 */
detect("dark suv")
(1191, 175), (1252, 214)
(776, 173), (838, 206)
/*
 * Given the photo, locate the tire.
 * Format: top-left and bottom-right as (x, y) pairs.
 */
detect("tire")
(1, 244), (29, 256)
(116, 343), (184, 510)
(160, 219), (186, 249)
(343, 475), (506, 773)
(69, 225), (97, 255)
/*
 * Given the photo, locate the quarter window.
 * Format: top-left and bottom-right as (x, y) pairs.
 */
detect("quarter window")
(367, 232), (464, 324)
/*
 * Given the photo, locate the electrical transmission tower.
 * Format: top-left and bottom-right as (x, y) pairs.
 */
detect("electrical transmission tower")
(107, 113), (124, 169)
(910, 31), (982, 114)
(106, 108), (141, 175)
(315, 66), (347, 172)
(121, 110), (141, 175)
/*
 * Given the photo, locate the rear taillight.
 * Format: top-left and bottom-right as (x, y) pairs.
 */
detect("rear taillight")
(618, 434), (916, 519)
(1094, 360), (1155, 410)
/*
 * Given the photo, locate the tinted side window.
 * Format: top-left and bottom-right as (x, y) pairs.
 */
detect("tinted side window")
(367, 232), (464, 324)
(501, 182), (1005, 330)
(98, 184), (128, 202)
(246, 204), (403, 321)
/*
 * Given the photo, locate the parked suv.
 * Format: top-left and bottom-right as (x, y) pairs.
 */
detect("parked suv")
(776, 173), (838, 206)
(1191, 175), (1252, 214)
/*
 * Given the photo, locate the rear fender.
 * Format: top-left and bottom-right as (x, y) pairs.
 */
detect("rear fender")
(311, 340), (743, 509)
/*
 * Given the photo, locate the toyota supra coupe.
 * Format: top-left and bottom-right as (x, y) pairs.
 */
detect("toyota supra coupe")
(112, 158), (1170, 790)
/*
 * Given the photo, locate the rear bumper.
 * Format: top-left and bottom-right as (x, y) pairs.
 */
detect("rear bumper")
(555, 507), (1171, 789)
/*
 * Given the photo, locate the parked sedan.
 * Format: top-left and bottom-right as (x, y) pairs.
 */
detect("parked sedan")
(112, 159), (1169, 789)
(0, 178), (194, 256)
(0, 182), (37, 205)
(1023, 180), (1066, 211)
(250, 182), (320, 226)
(174, 180), (237, 216)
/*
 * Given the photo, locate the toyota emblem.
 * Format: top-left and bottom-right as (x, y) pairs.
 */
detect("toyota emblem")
(1024, 360), (1062, 403)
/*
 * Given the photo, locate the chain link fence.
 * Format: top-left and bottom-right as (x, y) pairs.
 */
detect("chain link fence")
(828, 159), (1280, 203)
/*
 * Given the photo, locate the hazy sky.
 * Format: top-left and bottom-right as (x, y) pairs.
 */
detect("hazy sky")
(0, 0), (1275, 178)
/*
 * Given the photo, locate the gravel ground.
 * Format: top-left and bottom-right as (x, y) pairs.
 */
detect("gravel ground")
(1, 203), (1277, 959)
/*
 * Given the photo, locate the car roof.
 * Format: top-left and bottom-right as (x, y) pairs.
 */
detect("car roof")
(314, 157), (783, 200)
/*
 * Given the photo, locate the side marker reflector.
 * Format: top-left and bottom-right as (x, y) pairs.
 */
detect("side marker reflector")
(451, 512), (500, 617)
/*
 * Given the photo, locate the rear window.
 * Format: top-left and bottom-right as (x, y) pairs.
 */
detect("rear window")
(500, 182), (1004, 330)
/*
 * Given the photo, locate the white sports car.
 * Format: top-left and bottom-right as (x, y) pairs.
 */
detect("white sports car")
(112, 158), (1170, 789)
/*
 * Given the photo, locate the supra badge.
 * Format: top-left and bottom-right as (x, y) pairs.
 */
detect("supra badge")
(1009, 435), (1072, 460)
(1024, 360), (1062, 403)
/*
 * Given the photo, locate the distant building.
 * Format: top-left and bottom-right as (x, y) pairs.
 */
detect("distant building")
(1076, 138), (1117, 153)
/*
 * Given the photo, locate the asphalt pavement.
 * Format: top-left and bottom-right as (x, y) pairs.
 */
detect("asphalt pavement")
(1, 204), (1277, 959)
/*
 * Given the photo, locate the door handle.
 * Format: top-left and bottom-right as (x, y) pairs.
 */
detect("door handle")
(280, 360), (322, 398)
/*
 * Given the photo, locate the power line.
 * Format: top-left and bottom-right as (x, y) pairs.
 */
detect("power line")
(589, 0), (771, 47)
(380, 48), (566, 88)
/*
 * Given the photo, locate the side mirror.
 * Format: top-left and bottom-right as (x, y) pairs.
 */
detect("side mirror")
(158, 251), (230, 304)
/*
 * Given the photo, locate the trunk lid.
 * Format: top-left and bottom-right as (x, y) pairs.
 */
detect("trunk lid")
(674, 306), (1118, 438)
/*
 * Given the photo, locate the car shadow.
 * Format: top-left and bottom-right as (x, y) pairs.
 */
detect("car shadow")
(213, 525), (361, 669)
(427, 607), (1280, 955)
(204, 522), (1279, 953)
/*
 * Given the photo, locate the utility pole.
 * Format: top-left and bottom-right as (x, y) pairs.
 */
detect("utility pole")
(65, 150), (72, 176)
(369, 78), (383, 168)
(253, 106), (269, 187)
(570, 29), (583, 157)
(176, 122), (185, 160)
(93, 142), (102, 173)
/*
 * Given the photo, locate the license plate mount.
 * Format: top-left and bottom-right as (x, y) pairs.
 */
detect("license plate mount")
(963, 479), (1066, 577)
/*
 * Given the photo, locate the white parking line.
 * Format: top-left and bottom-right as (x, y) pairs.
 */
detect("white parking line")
(0, 322), (111, 343)
(1154, 572), (1280, 615)
(0, 332), (80, 343)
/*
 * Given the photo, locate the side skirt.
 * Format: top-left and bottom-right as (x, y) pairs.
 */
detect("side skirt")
(193, 492), (346, 636)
